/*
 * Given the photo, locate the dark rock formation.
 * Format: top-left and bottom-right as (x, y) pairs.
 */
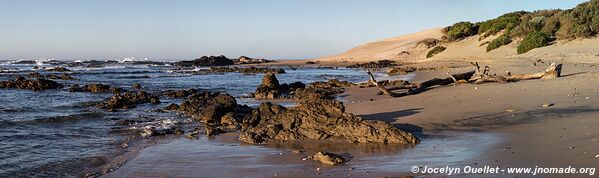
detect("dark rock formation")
(68, 84), (124, 93)
(305, 151), (346, 165)
(209, 66), (285, 74)
(251, 73), (305, 99)
(160, 88), (203, 98)
(174, 55), (234, 67)
(66, 60), (119, 68)
(28, 72), (75, 80)
(346, 60), (397, 68)
(165, 91), (251, 127)
(0, 77), (63, 91)
(97, 91), (160, 111)
(239, 94), (420, 145)
(45, 66), (71, 72)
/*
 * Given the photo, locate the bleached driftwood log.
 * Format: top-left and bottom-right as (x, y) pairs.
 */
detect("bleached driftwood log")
(368, 62), (562, 97)
(366, 70), (396, 96)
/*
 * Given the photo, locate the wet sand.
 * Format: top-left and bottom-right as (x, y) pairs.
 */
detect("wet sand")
(105, 60), (599, 177)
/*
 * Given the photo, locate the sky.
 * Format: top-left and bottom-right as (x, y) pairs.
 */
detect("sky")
(0, 0), (588, 60)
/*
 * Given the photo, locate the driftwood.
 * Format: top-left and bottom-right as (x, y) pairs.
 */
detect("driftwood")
(368, 62), (563, 97)
(366, 70), (396, 96)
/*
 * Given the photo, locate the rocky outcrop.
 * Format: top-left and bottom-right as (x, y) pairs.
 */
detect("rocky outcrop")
(174, 55), (234, 67)
(234, 56), (273, 64)
(209, 66), (285, 74)
(45, 66), (71, 72)
(68, 84), (124, 93)
(165, 92), (252, 128)
(251, 73), (305, 99)
(304, 151), (346, 165)
(0, 77), (63, 91)
(239, 94), (420, 145)
(97, 91), (160, 111)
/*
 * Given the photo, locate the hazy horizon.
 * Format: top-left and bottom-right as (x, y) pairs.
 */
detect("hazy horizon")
(0, 0), (587, 60)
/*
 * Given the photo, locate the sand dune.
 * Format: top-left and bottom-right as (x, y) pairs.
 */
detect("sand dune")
(317, 28), (599, 63)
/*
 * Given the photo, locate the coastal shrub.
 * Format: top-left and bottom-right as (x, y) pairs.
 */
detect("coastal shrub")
(541, 15), (561, 35)
(486, 34), (512, 52)
(426, 46), (446, 58)
(517, 31), (551, 54)
(477, 11), (526, 37)
(443, 22), (478, 41)
(416, 38), (440, 48)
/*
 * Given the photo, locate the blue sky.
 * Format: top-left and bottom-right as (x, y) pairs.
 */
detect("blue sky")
(0, 0), (587, 60)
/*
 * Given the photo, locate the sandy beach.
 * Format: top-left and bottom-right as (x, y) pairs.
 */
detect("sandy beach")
(101, 59), (599, 177)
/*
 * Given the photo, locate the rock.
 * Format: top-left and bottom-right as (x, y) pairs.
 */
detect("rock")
(160, 88), (202, 98)
(69, 83), (123, 93)
(305, 61), (317, 64)
(262, 73), (280, 89)
(234, 56), (273, 64)
(205, 126), (224, 136)
(542, 103), (554, 108)
(133, 83), (142, 90)
(209, 66), (285, 74)
(45, 66), (71, 72)
(27, 72), (43, 78)
(387, 67), (417, 75)
(140, 125), (179, 137)
(252, 73), (305, 99)
(164, 103), (180, 110)
(174, 91), (251, 125)
(239, 94), (420, 145)
(305, 151), (346, 165)
(46, 74), (76, 80)
(27, 72), (76, 80)
(174, 55), (234, 67)
(0, 77), (63, 91)
(97, 91), (160, 111)
(346, 60), (397, 68)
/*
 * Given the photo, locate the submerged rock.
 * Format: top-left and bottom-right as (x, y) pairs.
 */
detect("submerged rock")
(97, 91), (160, 111)
(0, 77), (63, 91)
(160, 88), (202, 98)
(239, 95), (420, 145)
(28, 72), (76, 80)
(305, 151), (346, 165)
(174, 55), (234, 67)
(69, 83), (124, 93)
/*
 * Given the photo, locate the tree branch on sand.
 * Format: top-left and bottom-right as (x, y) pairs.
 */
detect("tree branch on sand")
(367, 62), (563, 97)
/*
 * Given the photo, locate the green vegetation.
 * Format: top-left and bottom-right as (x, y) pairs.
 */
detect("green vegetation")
(442, 22), (478, 41)
(426, 46), (446, 58)
(441, 0), (599, 54)
(477, 11), (526, 38)
(486, 34), (512, 52)
(517, 31), (551, 54)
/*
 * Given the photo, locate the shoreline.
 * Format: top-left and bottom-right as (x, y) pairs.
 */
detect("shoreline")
(101, 60), (599, 177)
